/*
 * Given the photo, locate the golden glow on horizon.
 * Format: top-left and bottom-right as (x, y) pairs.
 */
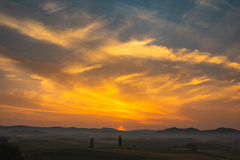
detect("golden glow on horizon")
(116, 126), (125, 131)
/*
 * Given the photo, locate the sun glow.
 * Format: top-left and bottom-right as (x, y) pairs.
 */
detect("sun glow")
(116, 126), (125, 131)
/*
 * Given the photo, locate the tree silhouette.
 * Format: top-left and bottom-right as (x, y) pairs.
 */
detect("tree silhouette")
(0, 143), (24, 160)
(90, 138), (94, 148)
(119, 136), (122, 147)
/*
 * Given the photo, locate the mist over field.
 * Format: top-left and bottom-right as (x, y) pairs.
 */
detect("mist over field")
(1, 125), (240, 147)
(1, 125), (240, 159)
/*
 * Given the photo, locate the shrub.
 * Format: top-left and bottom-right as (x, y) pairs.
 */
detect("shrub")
(185, 143), (198, 152)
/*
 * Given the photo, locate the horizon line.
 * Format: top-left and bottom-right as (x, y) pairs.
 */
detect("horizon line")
(1, 125), (239, 132)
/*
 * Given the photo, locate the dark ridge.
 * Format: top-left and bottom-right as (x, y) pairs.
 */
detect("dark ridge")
(101, 127), (117, 131)
(155, 127), (200, 133)
(100, 128), (123, 133)
(214, 127), (239, 132)
(0, 126), (239, 132)
(131, 129), (153, 131)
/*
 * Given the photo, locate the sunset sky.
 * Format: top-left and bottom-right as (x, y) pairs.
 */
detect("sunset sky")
(0, 0), (240, 130)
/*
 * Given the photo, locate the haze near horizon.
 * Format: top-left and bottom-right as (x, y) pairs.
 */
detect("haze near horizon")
(0, 0), (240, 130)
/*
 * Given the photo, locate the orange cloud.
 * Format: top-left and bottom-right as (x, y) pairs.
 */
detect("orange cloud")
(97, 39), (240, 70)
(0, 13), (101, 49)
(115, 72), (147, 81)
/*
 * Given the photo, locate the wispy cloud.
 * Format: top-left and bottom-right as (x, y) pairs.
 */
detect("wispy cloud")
(64, 64), (103, 74)
(99, 39), (240, 70)
(0, 13), (101, 48)
(115, 72), (147, 81)
(40, 2), (66, 13)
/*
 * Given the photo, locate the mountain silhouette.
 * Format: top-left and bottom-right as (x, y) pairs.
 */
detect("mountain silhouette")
(0, 126), (239, 140)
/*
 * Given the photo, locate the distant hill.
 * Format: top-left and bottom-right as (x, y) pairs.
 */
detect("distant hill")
(160, 127), (200, 132)
(213, 127), (239, 133)
(100, 127), (122, 133)
(154, 127), (240, 139)
(8, 130), (51, 136)
(0, 126), (239, 140)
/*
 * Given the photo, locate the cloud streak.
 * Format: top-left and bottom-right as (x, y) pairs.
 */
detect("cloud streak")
(40, 2), (66, 13)
(0, 13), (101, 48)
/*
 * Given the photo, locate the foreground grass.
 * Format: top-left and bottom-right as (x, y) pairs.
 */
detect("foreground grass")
(13, 139), (87, 153)
(136, 148), (240, 159)
(200, 149), (240, 159)
(97, 146), (237, 159)
(13, 139), (240, 159)
(29, 148), (162, 160)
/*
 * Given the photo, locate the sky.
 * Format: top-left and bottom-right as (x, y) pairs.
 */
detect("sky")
(0, 0), (240, 130)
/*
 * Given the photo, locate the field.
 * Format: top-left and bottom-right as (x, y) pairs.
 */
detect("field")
(13, 139), (87, 153)
(26, 147), (235, 160)
(29, 148), (162, 160)
(12, 139), (240, 160)
(0, 135), (235, 160)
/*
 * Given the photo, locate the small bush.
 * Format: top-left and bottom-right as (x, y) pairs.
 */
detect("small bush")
(185, 143), (198, 152)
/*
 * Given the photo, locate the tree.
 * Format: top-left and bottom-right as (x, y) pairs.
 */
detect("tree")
(0, 143), (24, 160)
(185, 143), (198, 152)
(118, 136), (122, 147)
(0, 136), (10, 143)
(90, 138), (93, 148)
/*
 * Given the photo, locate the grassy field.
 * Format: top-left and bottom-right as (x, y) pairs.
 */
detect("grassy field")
(14, 139), (87, 153)
(29, 147), (235, 160)
(199, 149), (240, 159)
(29, 148), (162, 160)
(122, 147), (240, 159)
(98, 147), (228, 158)
(11, 139), (240, 159)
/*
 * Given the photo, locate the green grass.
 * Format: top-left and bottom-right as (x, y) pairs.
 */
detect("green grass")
(132, 148), (240, 159)
(127, 148), (229, 158)
(30, 148), (163, 160)
(199, 149), (240, 159)
(127, 148), (196, 153)
(13, 139), (87, 153)
(96, 146), (229, 159)
(12, 139), (240, 159)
